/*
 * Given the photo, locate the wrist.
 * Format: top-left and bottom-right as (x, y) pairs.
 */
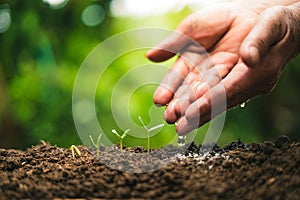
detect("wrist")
(234, 0), (300, 14)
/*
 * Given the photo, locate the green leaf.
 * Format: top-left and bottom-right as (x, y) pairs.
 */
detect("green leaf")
(112, 129), (121, 138)
(148, 123), (165, 132)
(96, 132), (102, 147)
(121, 129), (129, 139)
(89, 135), (97, 147)
(138, 116), (147, 129)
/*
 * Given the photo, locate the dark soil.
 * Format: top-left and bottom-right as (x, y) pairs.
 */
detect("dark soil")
(0, 135), (299, 199)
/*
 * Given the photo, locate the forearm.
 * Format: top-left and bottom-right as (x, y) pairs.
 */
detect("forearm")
(234, 0), (300, 14)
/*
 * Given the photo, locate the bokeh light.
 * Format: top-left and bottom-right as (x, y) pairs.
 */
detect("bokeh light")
(42, 0), (68, 10)
(110, 0), (230, 18)
(0, 4), (11, 33)
(81, 4), (105, 27)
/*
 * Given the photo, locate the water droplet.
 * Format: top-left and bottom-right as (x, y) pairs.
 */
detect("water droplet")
(177, 135), (186, 147)
(240, 102), (246, 108)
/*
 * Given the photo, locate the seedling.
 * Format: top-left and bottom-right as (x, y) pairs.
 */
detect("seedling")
(89, 132), (103, 157)
(70, 145), (81, 159)
(138, 116), (164, 155)
(112, 129), (130, 152)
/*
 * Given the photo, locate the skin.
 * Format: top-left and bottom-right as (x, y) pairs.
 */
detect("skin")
(146, 1), (300, 135)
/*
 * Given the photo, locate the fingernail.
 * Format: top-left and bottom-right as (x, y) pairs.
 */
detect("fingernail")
(195, 83), (207, 98)
(248, 46), (260, 66)
(176, 117), (199, 135)
(164, 108), (177, 124)
(153, 87), (165, 101)
(145, 49), (154, 58)
(176, 118), (187, 136)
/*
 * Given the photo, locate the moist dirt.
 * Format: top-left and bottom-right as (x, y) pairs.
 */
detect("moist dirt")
(0, 135), (299, 199)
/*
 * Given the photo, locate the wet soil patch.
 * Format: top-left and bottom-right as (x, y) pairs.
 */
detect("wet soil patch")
(0, 135), (299, 199)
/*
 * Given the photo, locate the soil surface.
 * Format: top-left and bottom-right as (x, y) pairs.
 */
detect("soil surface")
(0, 135), (299, 199)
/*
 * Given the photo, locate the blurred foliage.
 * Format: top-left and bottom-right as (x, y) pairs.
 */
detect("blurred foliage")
(0, 0), (299, 149)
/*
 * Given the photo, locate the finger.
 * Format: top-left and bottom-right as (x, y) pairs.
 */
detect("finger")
(164, 84), (193, 124)
(176, 115), (211, 136)
(153, 46), (211, 106)
(165, 58), (208, 121)
(153, 57), (189, 106)
(209, 52), (239, 76)
(213, 63), (256, 111)
(164, 92), (190, 124)
(168, 62), (228, 122)
(187, 51), (238, 101)
(189, 67), (221, 102)
(172, 53), (238, 130)
(240, 6), (288, 67)
(163, 73), (205, 123)
(178, 80), (227, 135)
(146, 31), (191, 62)
(147, 4), (233, 62)
(176, 117), (200, 136)
(176, 95), (216, 135)
(164, 99), (179, 124)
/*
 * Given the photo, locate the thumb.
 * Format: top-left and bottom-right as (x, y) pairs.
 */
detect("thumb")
(240, 7), (288, 67)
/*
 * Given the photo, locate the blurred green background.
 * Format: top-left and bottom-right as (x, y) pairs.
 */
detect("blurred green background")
(0, 0), (299, 149)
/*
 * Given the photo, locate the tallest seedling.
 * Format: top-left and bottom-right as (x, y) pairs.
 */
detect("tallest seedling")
(138, 116), (164, 155)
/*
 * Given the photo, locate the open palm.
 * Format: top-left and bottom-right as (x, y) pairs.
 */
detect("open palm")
(146, 3), (300, 134)
(146, 3), (258, 133)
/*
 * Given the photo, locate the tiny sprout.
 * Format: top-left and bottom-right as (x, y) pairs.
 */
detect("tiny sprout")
(112, 129), (130, 152)
(70, 145), (81, 159)
(89, 132), (102, 157)
(138, 116), (164, 155)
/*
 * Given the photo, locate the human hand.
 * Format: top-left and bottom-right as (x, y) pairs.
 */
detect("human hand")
(146, 3), (258, 133)
(146, 3), (300, 135)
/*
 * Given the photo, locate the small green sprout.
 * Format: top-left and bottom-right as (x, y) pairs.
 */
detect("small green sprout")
(89, 132), (103, 157)
(70, 145), (81, 159)
(138, 116), (164, 155)
(112, 129), (130, 152)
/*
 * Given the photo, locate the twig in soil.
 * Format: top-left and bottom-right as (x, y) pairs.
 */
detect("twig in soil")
(89, 133), (103, 157)
(112, 129), (130, 152)
(138, 116), (165, 155)
(70, 145), (81, 159)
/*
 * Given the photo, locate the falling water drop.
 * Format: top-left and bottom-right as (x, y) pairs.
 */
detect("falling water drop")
(177, 135), (186, 147)
(240, 102), (246, 108)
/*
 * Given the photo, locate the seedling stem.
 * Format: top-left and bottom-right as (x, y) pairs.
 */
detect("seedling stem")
(138, 116), (164, 155)
(70, 145), (81, 159)
(112, 129), (130, 152)
(89, 132), (102, 157)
